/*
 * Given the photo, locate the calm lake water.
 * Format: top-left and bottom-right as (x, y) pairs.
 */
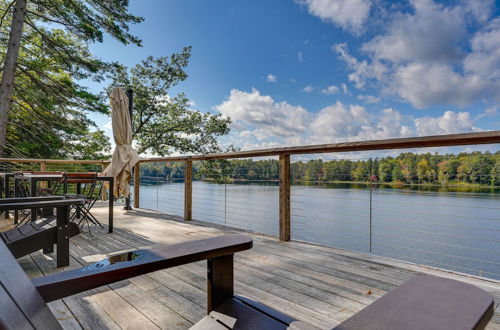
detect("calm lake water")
(137, 181), (500, 280)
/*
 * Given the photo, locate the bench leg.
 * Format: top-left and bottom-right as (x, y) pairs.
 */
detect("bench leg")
(56, 205), (70, 267)
(207, 254), (234, 313)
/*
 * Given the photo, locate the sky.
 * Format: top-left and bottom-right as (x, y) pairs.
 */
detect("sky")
(87, 0), (500, 155)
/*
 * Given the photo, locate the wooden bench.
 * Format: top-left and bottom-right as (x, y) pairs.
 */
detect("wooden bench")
(0, 234), (252, 329)
(196, 275), (494, 330)
(0, 198), (83, 267)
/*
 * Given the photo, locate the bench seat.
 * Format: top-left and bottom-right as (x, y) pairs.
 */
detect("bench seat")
(0, 218), (80, 259)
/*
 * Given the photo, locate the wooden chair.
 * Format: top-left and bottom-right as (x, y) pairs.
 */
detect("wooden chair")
(0, 198), (83, 267)
(0, 234), (252, 329)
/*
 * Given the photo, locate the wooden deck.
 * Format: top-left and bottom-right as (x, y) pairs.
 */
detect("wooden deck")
(5, 205), (500, 329)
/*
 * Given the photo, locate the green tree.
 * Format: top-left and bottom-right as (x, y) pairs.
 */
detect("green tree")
(437, 158), (459, 184)
(378, 157), (394, 182)
(457, 152), (494, 184)
(352, 161), (368, 181)
(0, 0), (143, 156)
(3, 27), (112, 158)
(416, 158), (434, 183)
(109, 49), (231, 156)
(392, 160), (404, 182)
(399, 153), (417, 183)
(491, 153), (500, 186)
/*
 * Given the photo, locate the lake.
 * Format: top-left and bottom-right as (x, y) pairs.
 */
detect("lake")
(136, 180), (500, 280)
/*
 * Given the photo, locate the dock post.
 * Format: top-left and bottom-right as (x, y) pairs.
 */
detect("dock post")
(40, 161), (47, 188)
(279, 153), (290, 241)
(134, 162), (140, 208)
(184, 160), (193, 221)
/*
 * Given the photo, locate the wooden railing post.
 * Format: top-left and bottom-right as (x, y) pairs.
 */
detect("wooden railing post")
(184, 160), (193, 221)
(133, 162), (140, 208)
(279, 153), (290, 241)
(101, 162), (110, 201)
(39, 161), (47, 188)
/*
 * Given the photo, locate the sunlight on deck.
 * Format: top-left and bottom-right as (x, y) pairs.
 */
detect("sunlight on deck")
(15, 204), (500, 330)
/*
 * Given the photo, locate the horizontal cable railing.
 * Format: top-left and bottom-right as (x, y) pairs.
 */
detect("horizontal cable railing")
(1, 131), (500, 280)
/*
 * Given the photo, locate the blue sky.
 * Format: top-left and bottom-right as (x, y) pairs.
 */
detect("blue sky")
(87, 0), (500, 153)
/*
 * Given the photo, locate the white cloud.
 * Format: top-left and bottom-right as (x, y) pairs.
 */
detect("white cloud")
(310, 102), (370, 138)
(215, 89), (479, 150)
(464, 18), (500, 80)
(266, 74), (277, 83)
(320, 85), (339, 94)
(341, 83), (349, 94)
(303, 85), (314, 93)
(462, 0), (494, 23)
(297, 0), (371, 33)
(485, 107), (498, 116)
(415, 111), (476, 135)
(362, 0), (466, 64)
(298, 51), (303, 63)
(215, 88), (309, 140)
(331, 0), (500, 108)
(334, 43), (386, 89)
(474, 106), (497, 120)
(357, 94), (380, 103)
(392, 62), (488, 108)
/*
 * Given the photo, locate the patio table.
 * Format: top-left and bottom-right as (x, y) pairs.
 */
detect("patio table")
(15, 173), (65, 222)
(14, 174), (114, 233)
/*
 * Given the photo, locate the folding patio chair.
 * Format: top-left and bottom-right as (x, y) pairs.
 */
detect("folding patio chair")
(13, 172), (65, 226)
(63, 173), (104, 234)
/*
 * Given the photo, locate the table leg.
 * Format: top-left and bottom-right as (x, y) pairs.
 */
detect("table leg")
(31, 179), (37, 222)
(76, 183), (81, 219)
(14, 178), (19, 224)
(109, 178), (113, 233)
(4, 176), (9, 219)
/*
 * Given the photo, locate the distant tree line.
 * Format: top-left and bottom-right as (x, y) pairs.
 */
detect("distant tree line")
(140, 151), (500, 186)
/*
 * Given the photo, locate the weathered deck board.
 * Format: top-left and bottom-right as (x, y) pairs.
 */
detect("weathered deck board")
(8, 205), (500, 329)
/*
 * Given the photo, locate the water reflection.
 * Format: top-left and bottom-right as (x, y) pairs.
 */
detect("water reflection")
(82, 251), (144, 271)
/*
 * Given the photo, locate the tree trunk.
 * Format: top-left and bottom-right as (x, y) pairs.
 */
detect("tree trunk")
(0, 0), (27, 156)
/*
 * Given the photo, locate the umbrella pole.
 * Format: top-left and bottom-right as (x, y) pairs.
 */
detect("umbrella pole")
(124, 89), (134, 211)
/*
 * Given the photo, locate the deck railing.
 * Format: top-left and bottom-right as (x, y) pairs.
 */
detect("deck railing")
(1, 130), (500, 279)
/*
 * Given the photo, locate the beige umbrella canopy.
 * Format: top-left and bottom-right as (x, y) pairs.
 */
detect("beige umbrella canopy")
(103, 87), (140, 198)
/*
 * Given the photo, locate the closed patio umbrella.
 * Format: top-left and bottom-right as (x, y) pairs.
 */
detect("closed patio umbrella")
(103, 87), (140, 198)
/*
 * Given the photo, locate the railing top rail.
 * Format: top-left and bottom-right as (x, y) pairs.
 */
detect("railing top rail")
(0, 131), (499, 164)
(0, 158), (109, 164)
(140, 130), (500, 163)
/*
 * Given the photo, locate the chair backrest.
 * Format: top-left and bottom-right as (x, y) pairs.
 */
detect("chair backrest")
(64, 173), (97, 180)
(64, 173), (99, 197)
(64, 173), (97, 184)
(29, 172), (64, 176)
(0, 239), (61, 329)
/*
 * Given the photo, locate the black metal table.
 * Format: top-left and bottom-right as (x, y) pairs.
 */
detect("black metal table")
(14, 174), (114, 233)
